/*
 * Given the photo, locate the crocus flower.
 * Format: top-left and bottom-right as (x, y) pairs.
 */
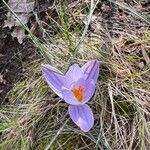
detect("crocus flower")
(41, 60), (99, 132)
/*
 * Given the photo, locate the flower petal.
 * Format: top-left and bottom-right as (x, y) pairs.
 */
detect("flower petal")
(84, 81), (96, 103)
(81, 60), (99, 84)
(64, 64), (83, 88)
(62, 78), (88, 105)
(62, 87), (81, 105)
(41, 64), (64, 98)
(68, 104), (94, 132)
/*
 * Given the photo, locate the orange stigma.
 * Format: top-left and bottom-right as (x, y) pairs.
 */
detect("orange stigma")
(72, 85), (85, 102)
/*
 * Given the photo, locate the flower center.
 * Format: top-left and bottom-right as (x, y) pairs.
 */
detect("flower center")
(71, 85), (85, 102)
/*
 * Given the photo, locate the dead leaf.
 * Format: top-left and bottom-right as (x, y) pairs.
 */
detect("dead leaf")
(4, 0), (35, 44)
(11, 27), (26, 44)
(8, 0), (35, 12)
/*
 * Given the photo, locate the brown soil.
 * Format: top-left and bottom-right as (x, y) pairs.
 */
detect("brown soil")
(0, 4), (37, 104)
(0, 0), (53, 104)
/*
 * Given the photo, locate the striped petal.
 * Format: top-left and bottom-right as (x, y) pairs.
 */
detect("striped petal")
(41, 64), (64, 98)
(84, 81), (96, 103)
(81, 60), (99, 84)
(64, 64), (84, 88)
(68, 104), (94, 132)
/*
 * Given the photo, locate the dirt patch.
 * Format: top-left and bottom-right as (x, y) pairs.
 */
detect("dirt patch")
(92, 0), (150, 36)
(0, 5), (37, 104)
(0, 0), (55, 104)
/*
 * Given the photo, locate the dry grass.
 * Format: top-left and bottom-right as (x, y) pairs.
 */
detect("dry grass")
(0, 0), (150, 150)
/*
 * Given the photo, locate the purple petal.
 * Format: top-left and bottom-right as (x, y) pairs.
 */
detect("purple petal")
(41, 64), (64, 98)
(84, 81), (96, 103)
(62, 87), (81, 105)
(62, 78), (86, 105)
(64, 64), (84, 88)
(81, 60), (99, 84)
(62, 78), (95, 104)
(68, 104), (94, 132)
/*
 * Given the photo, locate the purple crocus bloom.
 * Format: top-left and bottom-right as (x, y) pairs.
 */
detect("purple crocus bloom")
(41, 60), (99, 132)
